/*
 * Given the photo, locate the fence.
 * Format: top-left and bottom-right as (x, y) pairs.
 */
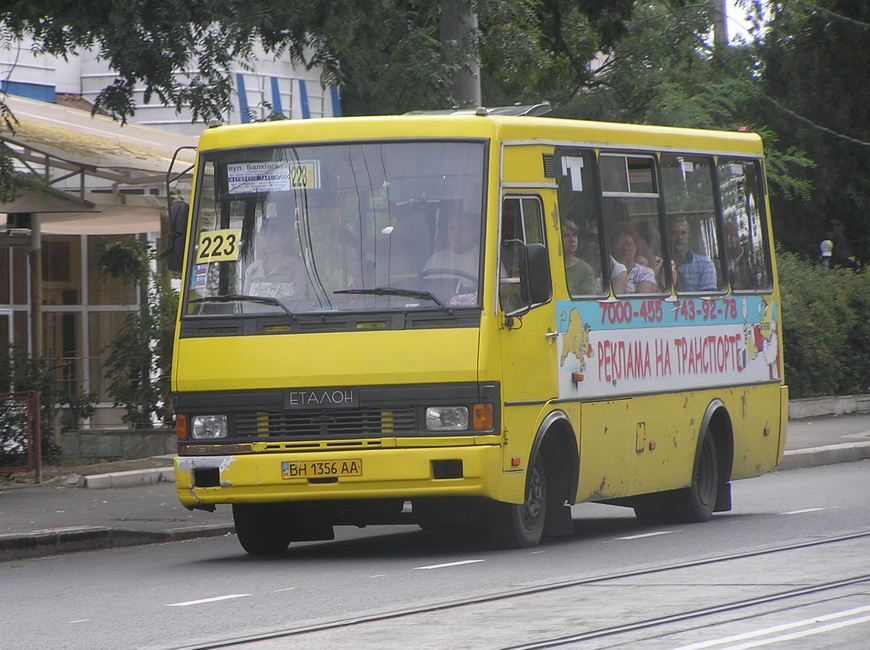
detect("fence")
(0, 391), (42, 482)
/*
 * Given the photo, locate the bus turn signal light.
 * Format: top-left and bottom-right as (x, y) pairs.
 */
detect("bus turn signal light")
(473, 403), (494, 431)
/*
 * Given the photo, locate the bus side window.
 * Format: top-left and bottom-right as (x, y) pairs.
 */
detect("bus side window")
(660, 155), (724, 293)
(500, 198), (523, 312)
(554, 148), (608, 298)
(719, 160), (772, 292)
(599, 155), (661, 296)
(500, 196), (549, 312)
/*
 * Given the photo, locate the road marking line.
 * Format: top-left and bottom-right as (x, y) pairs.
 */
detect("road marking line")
(273, 587), (295, 592)
(715, 614), (870, 649)
(615, 531), (678, 540)
(167, 594), (251, 607)
(69, 619), (90, 624)
(780, 507), (826, 515)
(414, 559), (485, 570)
(370, 574), (386, 578)
(673, 604), (870, 649)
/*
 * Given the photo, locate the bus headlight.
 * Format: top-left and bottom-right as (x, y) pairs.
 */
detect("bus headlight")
(426, 406), (469, 432)
(191, 415), (228, 439)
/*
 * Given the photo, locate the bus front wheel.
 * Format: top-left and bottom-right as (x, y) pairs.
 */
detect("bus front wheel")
(486, 457), (546, 548)
(232, 503), (293, 555)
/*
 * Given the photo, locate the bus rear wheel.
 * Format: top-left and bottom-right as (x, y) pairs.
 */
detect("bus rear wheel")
(232, 503), (293, 555)
(634, 433), (718, 525)
(486, 457), (546, 549)
(675, 432), (718, 522)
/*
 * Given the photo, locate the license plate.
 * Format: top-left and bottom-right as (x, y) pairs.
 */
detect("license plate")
(281, 459), (363, 479)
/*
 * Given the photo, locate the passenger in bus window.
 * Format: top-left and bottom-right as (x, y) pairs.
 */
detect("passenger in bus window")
(561, 220), (595, 296)
(631, 222), (665, 291)
(423, 210), (479, 296)
(386, 201), (433, 278)
(611, 225), (656, 294)
(668, 216), (716, 292)
(585, 223), (628, 295)
(244, 221), (309, 302)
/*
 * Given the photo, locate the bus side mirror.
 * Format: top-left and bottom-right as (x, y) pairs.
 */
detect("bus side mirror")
(165, 200), (189, 272)
(524, 243), (551, 305)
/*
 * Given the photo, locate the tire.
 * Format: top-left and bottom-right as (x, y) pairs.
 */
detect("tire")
(672, 432), (718, 523)
(633, 433), (718, 525)
(232, 503), (293, 555)
(486, 457), (547, 549)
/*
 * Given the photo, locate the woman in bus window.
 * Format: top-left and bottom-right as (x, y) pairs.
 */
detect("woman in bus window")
(611, 225), (656, 294)
(561, 220), (596, 295)
(585, 223), (628, 295)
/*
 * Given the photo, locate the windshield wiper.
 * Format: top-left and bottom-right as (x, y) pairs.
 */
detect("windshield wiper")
(334, 288), (452, 314)
(190, 295), (297, 320)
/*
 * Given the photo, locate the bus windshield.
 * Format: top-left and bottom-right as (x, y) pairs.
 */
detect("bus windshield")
(184, 141), (486, 316)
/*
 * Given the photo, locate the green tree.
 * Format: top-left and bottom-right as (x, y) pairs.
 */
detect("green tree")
(752, 0), (870, 262)
(477, 0), (635, 106)
(0, 1), (642, 121)
(95, 238), (177, 428)
(549, 1), (815, 224)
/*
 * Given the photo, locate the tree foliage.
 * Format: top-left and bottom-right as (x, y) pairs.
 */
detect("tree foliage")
(0, 1), (640, 121)
(751, 0), (870, 262)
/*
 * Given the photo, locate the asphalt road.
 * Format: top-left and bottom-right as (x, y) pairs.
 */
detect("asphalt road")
(2, 460), (867, 650)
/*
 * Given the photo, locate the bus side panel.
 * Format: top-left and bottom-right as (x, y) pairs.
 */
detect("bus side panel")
(727, 382), (786, 479)
(576, 399), (648, 501)
(575, 382), (784, 502)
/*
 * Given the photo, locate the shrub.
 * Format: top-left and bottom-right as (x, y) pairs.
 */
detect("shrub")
(778, 251), (870, 397)
(0, 346), (95, 463)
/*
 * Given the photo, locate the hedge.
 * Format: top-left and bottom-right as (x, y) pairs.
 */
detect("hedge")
(778, 252), (870, 398)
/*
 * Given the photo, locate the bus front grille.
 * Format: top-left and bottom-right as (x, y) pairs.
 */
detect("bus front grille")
(234, 408), (417, 439)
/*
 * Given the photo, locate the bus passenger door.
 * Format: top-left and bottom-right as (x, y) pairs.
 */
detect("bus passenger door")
(498, 194), (558, 425)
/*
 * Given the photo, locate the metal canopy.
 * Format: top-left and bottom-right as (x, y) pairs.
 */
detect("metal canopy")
(0, 183), (97, 213)
(1, 94), (197, 234)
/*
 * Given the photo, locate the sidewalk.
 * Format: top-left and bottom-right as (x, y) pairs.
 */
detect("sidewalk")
(2, 407), (869, 561)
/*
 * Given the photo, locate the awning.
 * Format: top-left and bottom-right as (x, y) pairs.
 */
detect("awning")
(41, 194), (165, 235)
(1, 94), (198, 235)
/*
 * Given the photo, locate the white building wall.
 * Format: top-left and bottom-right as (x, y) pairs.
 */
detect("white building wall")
(0, 39), (57, 101)
(2, 38), (340, 136)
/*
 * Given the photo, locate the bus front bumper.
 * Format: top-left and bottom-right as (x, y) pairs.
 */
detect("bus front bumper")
(174, 444), (517, 508)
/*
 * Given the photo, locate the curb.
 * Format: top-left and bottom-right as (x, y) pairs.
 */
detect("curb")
(788, 395), (870, 420)
(0, 523), (235, 562)
(82, 467), (174, 489)
(775, 441), (870, 472)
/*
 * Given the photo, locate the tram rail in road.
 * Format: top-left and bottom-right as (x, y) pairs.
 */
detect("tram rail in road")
(175, 530), (870, 650)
